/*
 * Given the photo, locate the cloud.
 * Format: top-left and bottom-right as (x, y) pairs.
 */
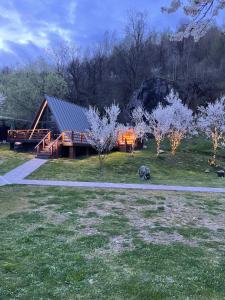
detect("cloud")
(68, 1), (77, 24)
(0, 0), (78, 65)
(3, 0), (223, 67)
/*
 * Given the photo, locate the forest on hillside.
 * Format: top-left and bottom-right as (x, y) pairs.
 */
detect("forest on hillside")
(0, 12), (225, 122)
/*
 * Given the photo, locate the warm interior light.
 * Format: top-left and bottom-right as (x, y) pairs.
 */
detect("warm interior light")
(117, 128), (136, 146)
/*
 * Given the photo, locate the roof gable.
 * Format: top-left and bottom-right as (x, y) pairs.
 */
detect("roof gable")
(45, 95), (90, 132)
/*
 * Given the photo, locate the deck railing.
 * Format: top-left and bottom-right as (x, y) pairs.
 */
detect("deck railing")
(34, 131), (51, 152)
(8, 129), (90, 146)
(48, 133), (64, 158)
(62, 131), (89, 144)
(8, 129), (50, 141)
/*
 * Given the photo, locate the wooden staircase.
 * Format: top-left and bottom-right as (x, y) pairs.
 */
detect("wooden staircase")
(35, 132), (63, 159)
(36, 145), (52, 159)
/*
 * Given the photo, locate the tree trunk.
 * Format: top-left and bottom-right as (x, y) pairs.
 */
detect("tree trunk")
(170, 132), (182, 155)
(211, 129), (219, 165)
(98, 153), (104, 176)
(130, 143), (135, 156)
(156, 138), (161, 156)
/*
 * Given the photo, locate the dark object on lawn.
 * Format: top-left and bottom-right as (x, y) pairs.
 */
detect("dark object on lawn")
(157, 206), (165, 211)
(139, 166), (150, 180)
(217, 170), (225, 178)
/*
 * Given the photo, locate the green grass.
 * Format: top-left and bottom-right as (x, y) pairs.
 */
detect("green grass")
(29, 137), (225, 187)
(143, 206), (165, 218)
(0, 144), (33, 175)
(1, 185), (225, 299)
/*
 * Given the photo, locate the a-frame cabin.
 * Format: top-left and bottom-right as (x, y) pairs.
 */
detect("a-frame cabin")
(8, 96), (91, 158)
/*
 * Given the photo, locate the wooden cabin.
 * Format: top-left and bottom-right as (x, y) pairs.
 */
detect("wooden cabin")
(8, 95), (141, 158)
(8, 96), (91, 158)
(117, 128), (143, 152)
(117, 128), (136, 152)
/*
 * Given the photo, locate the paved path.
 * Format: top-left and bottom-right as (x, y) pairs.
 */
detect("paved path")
(15, 179), (225, 193)
(1, 158), (225, 193)
(0, 176), (10, 186)
(2, 158), (47, 183)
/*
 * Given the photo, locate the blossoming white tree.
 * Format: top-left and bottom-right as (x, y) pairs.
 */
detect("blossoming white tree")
(146, 104), (170, 156)
(85, 103), (120, 174)
(162, 0), (225, 41)
(197, 96), (225, 165)
(131, 105), (149, 144)
(147, 90), (194, 156)
(165, 90), (194, 155)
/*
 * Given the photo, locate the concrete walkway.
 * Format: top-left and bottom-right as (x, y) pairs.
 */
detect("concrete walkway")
(1, 158), (47, 183)
(15, 179), (225, 193)
(0, 176), (10, 186)
(1, 158), (225, 193)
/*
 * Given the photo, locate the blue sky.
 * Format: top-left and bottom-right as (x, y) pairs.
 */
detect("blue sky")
(0, 0), (222, 67)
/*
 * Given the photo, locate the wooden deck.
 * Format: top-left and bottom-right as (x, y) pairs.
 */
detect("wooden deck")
(8, 129), (89, 145)
(8, 129), (90, 158)
(7, 128), (138, 158)
(62, 131), (89, 146)
(8, 129), (50, 142)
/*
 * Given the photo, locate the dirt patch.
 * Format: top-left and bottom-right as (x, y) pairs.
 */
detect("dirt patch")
(91, 235), (134, 257)
(108, 235), (133, 252)
(79, 227), (100, 236)
(35, 205), (71, 225)
(138, 229), (198, 246)
(77, 217), (102, 237)
(73, 193), (225, 250)
(77, 206), (111, 218)
(16, 191), (225, 253)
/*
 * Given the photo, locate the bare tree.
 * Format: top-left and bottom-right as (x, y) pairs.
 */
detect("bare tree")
(46, 42), (77, 76)
(115, 11), (148, 92)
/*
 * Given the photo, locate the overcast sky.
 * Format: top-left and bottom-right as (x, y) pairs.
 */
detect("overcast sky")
(0, 0), (223, 67)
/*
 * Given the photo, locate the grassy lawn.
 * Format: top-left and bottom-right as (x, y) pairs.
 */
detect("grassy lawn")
(0, 144), (33, 175)
(1, 186), (225, 299)
(29, 138), (225, 187)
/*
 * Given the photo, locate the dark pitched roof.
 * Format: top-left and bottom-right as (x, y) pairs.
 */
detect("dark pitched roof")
(45, 95), (90, 132)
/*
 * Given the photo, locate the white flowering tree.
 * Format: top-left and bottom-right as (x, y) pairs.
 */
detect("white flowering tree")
(85, 103), (120, 174)
(165, 90), (194, 155)
(162, 0), (225, 41)
(146, 104), (170, 156)
(147, 90), (194, 156)
(131, 106), (149, 144)
(197, 96), (225, 165)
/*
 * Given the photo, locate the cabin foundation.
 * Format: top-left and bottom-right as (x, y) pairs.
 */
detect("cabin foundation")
(69, 146), (76, 159)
